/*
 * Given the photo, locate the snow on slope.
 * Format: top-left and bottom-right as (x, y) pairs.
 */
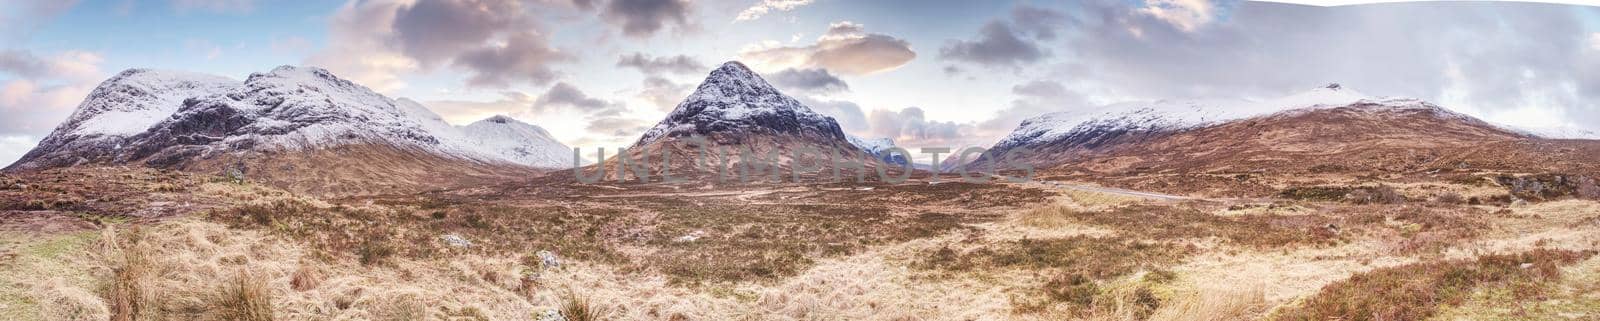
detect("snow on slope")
(461, 115), (574, 168)
(991, 84), (1436, 151)
(633, 61), (848, 148)
(846, 135), (908, 165)
(12, 66), (573, 170)
(1510, 125), (1600, 140)
(59, 69), (237, 137)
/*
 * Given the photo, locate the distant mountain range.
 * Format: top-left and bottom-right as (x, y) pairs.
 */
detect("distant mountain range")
(8, 64), (1597, 191)
(964, 83), (1600, 180)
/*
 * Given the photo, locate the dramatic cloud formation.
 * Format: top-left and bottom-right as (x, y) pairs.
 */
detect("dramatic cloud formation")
(308, 0), (575, 90)
(617, 53), (707, 75)
(766, 68), (849, 94)
(601, 0), (693, 38)
(940, 4), (1060, 70)
(940, 22), (1046, 68)
(735, 0), (813, 22)
(739, 21), (916, 75)
(454, 31), (574, 87)
(1043, 1), (1600, 130)
(865, 107), (976, 147)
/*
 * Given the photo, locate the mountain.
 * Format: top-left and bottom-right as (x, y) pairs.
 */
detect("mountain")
(7, 66), (572, 195)
(969, 84), (1600, 177)
(599, 61), (876, 182)
(846, 135), (908, 166)
(632, 62), (854, 149)
(459, 115), (573, 168)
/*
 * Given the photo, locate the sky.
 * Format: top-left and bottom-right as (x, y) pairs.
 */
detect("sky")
(2, 0), (1599, 167)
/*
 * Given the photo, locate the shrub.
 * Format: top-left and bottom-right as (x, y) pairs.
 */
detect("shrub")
(1277, 186), (1354, 202)
(1271, 249), (1594, 321)
(106, 239), (157, 321)
(209, 270), (274, 321)
(288, 264), (321, 292)
(1043, 273), (1099, 307)
(560, 291), (600, 321)
(357, 238), (396, 266)
(1347, 185), (1406, 205)
(1433, 192), (1465, 204)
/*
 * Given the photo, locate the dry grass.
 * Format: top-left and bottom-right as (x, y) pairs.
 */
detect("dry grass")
(1147, 285), (1266, 321)
(207, 270), (273, 321)
(1270, 249), (1596, 321)
(101, 227), (156, 321)
(559, 291), (600, 321)
(1030, 205), (1345, 248)
(210, 195), (972, 285)
(1431, 255), (1600, 320)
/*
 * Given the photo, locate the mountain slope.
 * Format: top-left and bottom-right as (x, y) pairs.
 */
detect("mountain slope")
(7, 66), (572, 195)
(970, 85), (1599, 176)
(460, 115), (572, 168)
(632, 62), (854, 150)
(596, 61), (877, 182)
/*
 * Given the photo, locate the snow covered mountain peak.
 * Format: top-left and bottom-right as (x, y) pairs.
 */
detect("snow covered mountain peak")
(632, 60), (847, 148)
(58, 68), (236, 137)
(460, 115), (570, 168)
(8, 66), (575, 171)
(846, 135), (910, 166)
(987, 85), (1470, 156)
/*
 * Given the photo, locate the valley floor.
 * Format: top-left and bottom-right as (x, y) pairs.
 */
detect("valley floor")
(1, 167), (1598, 320)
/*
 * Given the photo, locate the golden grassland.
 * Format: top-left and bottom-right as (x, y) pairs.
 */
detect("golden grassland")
(1, 168), (1598, 320)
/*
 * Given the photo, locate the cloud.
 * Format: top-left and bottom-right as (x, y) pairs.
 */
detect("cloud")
(0, 135), (40, 168)
(1011, 4), (1067, 41)
(796, 97), (868, 132)
(0, 0), (80, 43)
(739, 21), (916, 75)
(0, 49), (105, 138)
(454, 31), (574, 87)
(865, 107), (977, 147)
(940, 21), (1048, 68)
(617, 53), (707, 75)
(1138, 0), (1217, 32)
(735, 0), (813, 22)
(766, 68), (849, 94)
(307, 0), (575, 90)
(306, 0), (421, 92)
(391, 0), (525, 67)
(570, 0), (598, 11)
(585, 116), (650, 138)
(602, 0), (693, 38)
(170, 0), (254, 13)
(536, 82), (620, 112)
(419, 93), (537, 125)
(978, 79), (1090, 135)
(636, 76), (691, 111)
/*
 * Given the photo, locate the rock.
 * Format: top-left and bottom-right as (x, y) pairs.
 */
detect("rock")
(441, 234), (472, 248)
(674, 230), (706, 243)
(1519, 263), (1535, 269)
(537, 250), (561, 269)
(535, 310), (566, 321)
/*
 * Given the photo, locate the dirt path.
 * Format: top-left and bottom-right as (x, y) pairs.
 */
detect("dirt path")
(1022, 180), (1193, 201)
